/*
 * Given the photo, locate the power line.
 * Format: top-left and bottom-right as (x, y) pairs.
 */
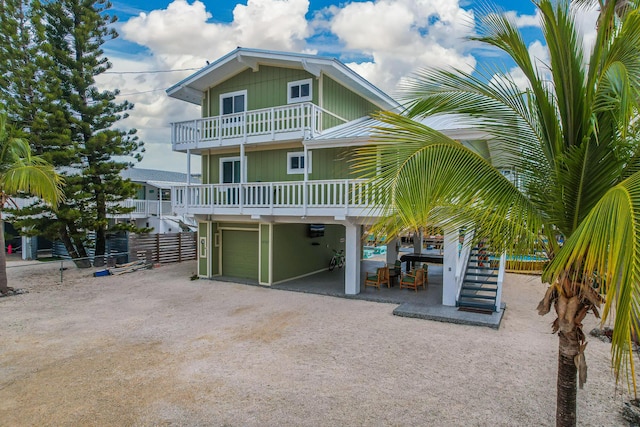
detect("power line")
(104, 67), (200, 75)
(114, 88), (166, 97)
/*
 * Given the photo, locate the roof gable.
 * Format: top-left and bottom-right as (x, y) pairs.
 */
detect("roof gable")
(166, 48), (400, 111)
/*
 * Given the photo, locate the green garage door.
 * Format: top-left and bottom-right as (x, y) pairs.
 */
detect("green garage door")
(222, 230), (259, 280)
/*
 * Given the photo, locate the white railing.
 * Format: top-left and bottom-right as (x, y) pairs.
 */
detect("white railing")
(495, 252), (507, 311)
(113, 199), (173, 217)
(172, 179), (383, 211)
(455, 229), (474, 302)
(171, 102), (336, 150)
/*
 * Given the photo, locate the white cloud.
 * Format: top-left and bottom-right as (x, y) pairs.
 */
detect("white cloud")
(325, 0), (477, 94)
(96, 54), (199, 172)
(504, 10), (541, 28)
(571, 3), (599, 56)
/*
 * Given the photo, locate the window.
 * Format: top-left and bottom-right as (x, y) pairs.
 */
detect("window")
(287, 79), (312, 104)
(287, 152), (311, 174)
(219, 156), (246, 183)
(220, 90), (247, 115)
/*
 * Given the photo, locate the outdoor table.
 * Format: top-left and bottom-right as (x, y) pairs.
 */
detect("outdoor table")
(399, 253), (444, 273)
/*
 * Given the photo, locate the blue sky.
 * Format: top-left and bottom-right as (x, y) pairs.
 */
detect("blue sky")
(95, 1), (595, 173)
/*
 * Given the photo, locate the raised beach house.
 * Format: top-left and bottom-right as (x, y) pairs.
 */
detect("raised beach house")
(166, 48), (507, 312)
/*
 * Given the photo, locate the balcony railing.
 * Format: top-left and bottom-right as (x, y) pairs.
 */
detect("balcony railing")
(110, 199), (173, 218)
(172, 180), (385, 215)
(171, 102), (344, 151)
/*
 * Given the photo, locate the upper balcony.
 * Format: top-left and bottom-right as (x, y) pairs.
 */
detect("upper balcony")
(170, 102), (345, 153)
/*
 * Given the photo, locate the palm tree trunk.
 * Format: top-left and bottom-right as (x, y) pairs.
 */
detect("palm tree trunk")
(0, 216), (9, 295)
(557, 330), (580, 427)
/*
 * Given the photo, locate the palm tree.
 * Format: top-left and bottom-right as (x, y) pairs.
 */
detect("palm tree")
(0, 113), (63, 295)
(353, 1), (640, 426)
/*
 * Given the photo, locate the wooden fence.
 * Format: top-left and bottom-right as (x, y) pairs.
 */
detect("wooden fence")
(129, 232), (196, 264)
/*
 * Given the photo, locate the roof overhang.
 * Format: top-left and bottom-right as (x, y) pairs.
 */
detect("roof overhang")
(166, 48), (401, 111)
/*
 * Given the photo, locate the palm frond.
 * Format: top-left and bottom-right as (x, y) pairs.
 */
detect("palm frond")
(543, 170), (640, 391)
(353, 112), (545, 254)
(0, 113), (64, 207)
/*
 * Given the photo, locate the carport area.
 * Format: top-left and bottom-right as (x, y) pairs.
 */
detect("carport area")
(272, 256), (503, 328)
(272, 258), (443, 305)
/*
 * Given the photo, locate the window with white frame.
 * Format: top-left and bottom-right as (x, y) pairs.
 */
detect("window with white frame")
(287, 151), (311, 174)
(219, 90), (247, 115)
(287, 79), (312, 104)
(220, 156), (246, 183)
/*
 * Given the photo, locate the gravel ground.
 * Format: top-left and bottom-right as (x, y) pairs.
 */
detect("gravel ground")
(0, 258), (633, 426)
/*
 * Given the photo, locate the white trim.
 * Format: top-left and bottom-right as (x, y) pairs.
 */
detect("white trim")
(214, 232), (220, 247)
(218, 226), (259, 232)
(219, 156), (247, 183)
(219, 89), (247, 114)
(199, 236), (207, 258)
(258, 223), (273, 286)
(268, 223), (273, 285)
(287, 78), (312, 104)
(287, 151), (312, 175)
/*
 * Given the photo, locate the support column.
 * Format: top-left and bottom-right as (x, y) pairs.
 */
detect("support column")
(413, 227), (423, 254)
(442, 228), (459, 306)
(386, 237), (399, 265)
(186, 149), (191, 213)
(344, 222), (361, 295)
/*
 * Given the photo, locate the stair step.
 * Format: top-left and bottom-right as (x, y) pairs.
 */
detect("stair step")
(460, 291), (496, 300)
(463, 278), (498, 285)
(461, 284), (498, 292)
(467, 260), (498, 266)
(457, 300), (496, 311)
(464, 271), (498, 277)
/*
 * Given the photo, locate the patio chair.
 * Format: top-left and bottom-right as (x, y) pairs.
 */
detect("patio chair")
(387, 260), (402, 286)
(399, 268), (425, 292)
(364, 266), (390, 289)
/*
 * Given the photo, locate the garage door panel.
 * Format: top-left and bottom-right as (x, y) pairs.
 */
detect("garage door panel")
(222, 230), (258, 280)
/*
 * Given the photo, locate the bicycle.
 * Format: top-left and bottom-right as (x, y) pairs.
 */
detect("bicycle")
(329, 249), (345, 271)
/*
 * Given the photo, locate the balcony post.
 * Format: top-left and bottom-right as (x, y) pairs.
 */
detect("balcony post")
(303, 145), (309, 215)
(186, 149), (191, 213)
(308, 103), (316, 137)
(193, 119), (198, 148)
(171, 122), (175, 150)
(270, 108), (275, 140)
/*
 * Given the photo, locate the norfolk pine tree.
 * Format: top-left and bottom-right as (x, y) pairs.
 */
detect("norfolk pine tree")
(5, 0), (145, 266)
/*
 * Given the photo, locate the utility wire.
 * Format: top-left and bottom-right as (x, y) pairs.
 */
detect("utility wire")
(104, 67), (200, 75)
(114, 88), (166, 97)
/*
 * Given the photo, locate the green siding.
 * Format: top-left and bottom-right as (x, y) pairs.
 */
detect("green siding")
(198, 222), (208, 276)
(222, 229), (259, 280)
(309, 147), (354, 180)
(203, 66), (316, 117)
(201, 155), (210, 184)
(260, 224), (270, 284)
(322, 76), (380, 129)
(271, 223), (344, 283)
(202, 147), (355, 184)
